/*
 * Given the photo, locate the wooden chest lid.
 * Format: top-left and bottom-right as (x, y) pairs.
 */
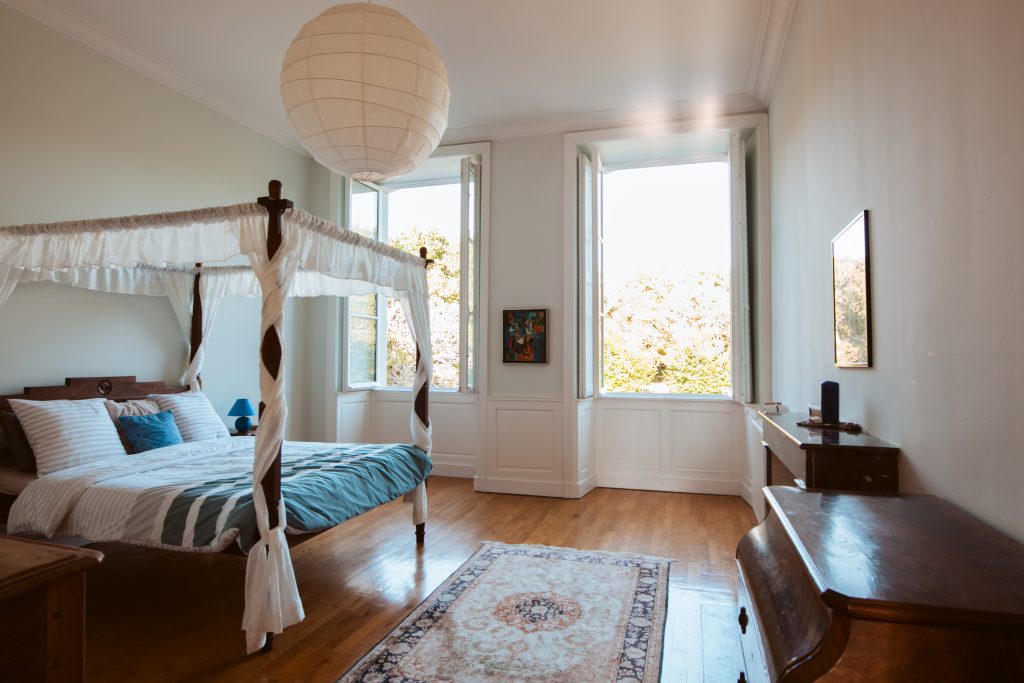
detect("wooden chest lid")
(766, 486), (1024, 629)
(0, 536), (103, 602)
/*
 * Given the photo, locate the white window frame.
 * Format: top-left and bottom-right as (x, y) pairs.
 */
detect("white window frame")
(574, 126), (755, 402)
(342, 143), (489, 395)
(340, 177), (387, 391)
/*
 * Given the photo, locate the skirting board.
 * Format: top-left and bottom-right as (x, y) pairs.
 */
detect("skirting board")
(570, 473), (598, 499)
(594, 473), (741, 497)
(430, 462), (475, 479)
(474, 476), (570, 498)
(739, 478), (754, 508)
(428, 452), (476, 479)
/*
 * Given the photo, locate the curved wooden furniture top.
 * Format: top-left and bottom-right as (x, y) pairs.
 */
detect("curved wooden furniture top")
(765, 486), (1024, 629)
(737, 486), (1024, 682)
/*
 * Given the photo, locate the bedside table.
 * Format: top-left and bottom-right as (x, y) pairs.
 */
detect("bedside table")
(231, 428), (256, 437)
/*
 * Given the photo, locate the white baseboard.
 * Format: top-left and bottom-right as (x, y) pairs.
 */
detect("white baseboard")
(473, 476), (569, 498)
(739, 478), (754, 508)
(430, 462), (475, 479)
(567, 473), (598, 498)
(594, 473), (741, 496)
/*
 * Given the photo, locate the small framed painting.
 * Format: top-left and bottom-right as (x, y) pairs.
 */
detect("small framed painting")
(832, 211), (872, 368)
(503, 309), (548, 364)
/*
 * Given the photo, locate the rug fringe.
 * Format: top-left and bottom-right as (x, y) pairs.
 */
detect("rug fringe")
(478, 540), (674, 564)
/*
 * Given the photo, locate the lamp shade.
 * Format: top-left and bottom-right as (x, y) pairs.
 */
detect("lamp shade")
(280, 3), (450, 182)
(228, 398), (256, 417)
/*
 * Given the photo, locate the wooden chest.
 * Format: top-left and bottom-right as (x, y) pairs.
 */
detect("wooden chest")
(735, 487), (1024, 681)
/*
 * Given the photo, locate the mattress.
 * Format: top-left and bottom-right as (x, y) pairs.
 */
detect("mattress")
(7, 438), (431, 553)
(0, 465), (36, 495)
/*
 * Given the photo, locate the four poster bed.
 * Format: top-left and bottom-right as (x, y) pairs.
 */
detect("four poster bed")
(0, 181), (433, 653)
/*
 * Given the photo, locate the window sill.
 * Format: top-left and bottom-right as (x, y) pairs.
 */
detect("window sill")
(371, 387), (478, 404)
(597, 393), (736, 402)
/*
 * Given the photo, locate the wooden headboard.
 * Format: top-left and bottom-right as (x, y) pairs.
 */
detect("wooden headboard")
(0, 376), (188, 411)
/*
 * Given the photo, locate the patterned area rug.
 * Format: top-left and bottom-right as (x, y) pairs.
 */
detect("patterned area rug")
(339, 542), (670, 682)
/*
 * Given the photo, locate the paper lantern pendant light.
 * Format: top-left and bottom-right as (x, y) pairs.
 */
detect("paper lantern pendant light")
(281, 3), (450, 182)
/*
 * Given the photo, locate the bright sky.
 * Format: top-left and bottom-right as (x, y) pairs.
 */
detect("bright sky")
(387, 183), (461, 240)
(356, 162), (732, 296)
(601, 161), (731, 297)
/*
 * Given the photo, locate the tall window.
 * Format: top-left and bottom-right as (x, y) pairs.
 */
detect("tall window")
(347, 180), (382, 386)
(600, 161), (733, 396)
(345, 154), (481, 392)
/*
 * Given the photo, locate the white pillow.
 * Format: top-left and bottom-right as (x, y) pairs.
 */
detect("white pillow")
(9, 398), (127, 476)
(151, 392), (229, 442)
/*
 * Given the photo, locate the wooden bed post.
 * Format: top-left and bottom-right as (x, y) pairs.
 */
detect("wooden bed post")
(256, 181), (292, 535)
(415, 247), (432, 546)
(256, 180), (292, 653)
(189, 262), (202, 389)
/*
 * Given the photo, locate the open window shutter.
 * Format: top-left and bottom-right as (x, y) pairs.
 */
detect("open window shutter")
(578, 153), (595, 399)
(729, 131), (753, 403)
(459, 156), (481, 393)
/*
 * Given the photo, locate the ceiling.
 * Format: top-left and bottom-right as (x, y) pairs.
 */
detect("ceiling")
(4, 0), (795, 151)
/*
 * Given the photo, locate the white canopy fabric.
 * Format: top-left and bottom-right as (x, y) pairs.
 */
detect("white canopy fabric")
(0, 202), (433, 652)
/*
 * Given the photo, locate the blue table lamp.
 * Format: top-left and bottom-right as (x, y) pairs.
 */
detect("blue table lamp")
(228, 398), (256, 433)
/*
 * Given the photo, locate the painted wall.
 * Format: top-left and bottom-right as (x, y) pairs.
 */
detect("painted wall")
(0, 5), (317, 438)
(487, 134), (565, 399)
(326, 134), (570, 483)
(769, 0), (1024, 538)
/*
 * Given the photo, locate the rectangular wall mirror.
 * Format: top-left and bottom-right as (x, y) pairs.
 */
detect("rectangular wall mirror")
(832, 210), (872, 367)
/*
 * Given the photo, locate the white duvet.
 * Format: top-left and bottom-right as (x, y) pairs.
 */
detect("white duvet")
(10, 437), (266, 552)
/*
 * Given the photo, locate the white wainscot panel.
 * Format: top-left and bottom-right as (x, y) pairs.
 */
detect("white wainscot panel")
(578, 401), (594, 478)
(495, 408), (558, 472)
(337, 392), (370, 443)
(598, 408), (662, 471)
(595, 399), (742, 496)
(743, 406), (766, 519)
(476, 399), (564, 497)
(668, 408), (739, 477)
(371, 392), (478, 479)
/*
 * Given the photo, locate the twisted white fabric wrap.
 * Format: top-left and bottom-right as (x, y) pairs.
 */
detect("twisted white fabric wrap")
(159, 270), (229, 389)
(0, 202), (434, 652)
(241, 213), (304, 653)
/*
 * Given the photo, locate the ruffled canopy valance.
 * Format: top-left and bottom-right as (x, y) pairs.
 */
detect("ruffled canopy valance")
(0, 193), (433, 653)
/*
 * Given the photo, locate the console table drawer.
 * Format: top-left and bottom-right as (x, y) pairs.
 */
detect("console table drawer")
(735, 564), (768, 683)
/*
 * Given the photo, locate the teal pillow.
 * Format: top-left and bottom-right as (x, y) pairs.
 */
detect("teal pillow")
(118, 410), (184, 453)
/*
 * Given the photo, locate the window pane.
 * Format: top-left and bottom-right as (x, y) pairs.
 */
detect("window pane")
(385, 183), (461, 389)
(601, 162), (732, 396)
(351, 180), (378, 238)
(349, 316), (377, 384)
(386, 299), (416, 386)
(350, 293), (376, 317)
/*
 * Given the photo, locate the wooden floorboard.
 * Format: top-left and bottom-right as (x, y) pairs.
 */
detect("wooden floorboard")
(83, 477), (756, 682)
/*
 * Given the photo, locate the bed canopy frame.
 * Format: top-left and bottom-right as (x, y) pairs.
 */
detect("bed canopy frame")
(0, 180), (433, 653)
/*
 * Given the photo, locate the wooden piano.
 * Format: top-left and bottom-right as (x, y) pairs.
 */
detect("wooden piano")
(735, 486), (1024, 681)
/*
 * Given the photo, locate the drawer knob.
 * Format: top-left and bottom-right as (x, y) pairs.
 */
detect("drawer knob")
(738, 606), (749, 634)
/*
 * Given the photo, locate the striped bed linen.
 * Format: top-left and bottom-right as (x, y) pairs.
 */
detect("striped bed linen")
(7, 437), (431, 553)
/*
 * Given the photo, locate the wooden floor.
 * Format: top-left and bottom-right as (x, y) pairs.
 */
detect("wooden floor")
(84, 477), (756, 682)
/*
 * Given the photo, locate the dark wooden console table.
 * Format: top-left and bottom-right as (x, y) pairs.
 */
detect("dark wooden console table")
(760, 412), (899, 493)
(736, 486), (1024, 681)
(0, 536), (103, 682)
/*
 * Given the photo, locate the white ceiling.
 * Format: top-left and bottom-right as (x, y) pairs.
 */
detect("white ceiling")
(4, 0), (795, 151)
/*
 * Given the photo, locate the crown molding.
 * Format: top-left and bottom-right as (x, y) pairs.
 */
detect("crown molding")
(748, 0), (798, 106)
(441, 93), (767, 146)
(1, 0), (305, 154)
